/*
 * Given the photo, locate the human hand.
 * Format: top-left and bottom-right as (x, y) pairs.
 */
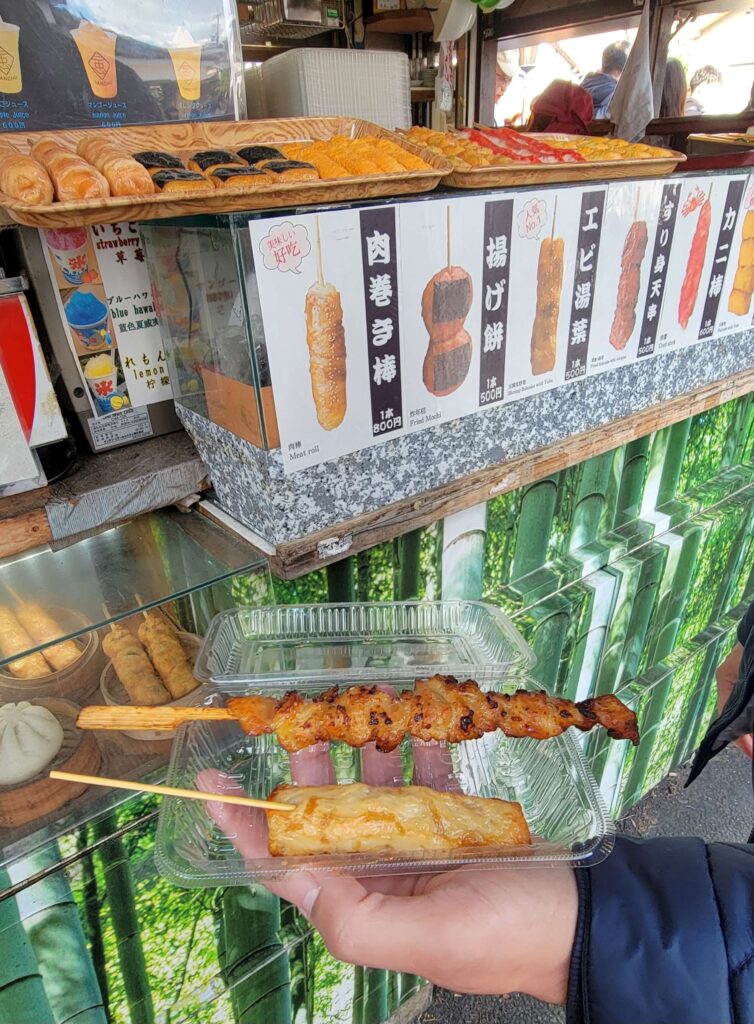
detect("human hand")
(199, 738), (577, 1005)
(716, 642), (753, 758)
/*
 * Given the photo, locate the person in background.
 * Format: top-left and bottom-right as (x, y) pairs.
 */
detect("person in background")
(494, 57), (525, 127)
(581, 42), (629, 119)
(686, 65), (723, 115)
(660, 57), (688, 118)
(527, 81), (594, 134)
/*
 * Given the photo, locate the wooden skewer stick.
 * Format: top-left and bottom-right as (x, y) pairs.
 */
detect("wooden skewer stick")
(633, 186), (641, 222)
(446, 204), (452, 269)
(49, 770), (294, 812)
(551, 196), (558, 239)
(77, 704), (234, 731)
(315, 214), (324, 287)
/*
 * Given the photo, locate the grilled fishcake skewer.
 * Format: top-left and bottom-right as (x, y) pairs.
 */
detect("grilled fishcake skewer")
(228, 674), (639, 752)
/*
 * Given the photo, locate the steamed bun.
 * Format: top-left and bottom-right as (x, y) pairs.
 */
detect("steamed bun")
(0, 702), (64, 786)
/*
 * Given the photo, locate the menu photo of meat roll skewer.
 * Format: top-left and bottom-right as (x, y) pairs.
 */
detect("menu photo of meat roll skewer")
(609, 190), (649, 351)
(421, 206), (474, 397)
(305, 216), (347, 430)
(530, 201), (564, 376)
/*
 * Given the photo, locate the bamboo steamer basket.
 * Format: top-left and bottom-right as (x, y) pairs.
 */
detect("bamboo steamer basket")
(0, 608), (104, 703)
(0, 697), (100, 828)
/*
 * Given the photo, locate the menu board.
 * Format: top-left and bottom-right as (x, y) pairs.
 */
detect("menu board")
(712, 174), (754, 338)
(0, 0), (242, 131)
(657, 175), (749, 353)
(249, 173), (749, 475)
(41, 223), (173, 419)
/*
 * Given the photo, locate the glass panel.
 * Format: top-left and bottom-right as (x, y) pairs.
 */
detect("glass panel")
(0, 509), (270, 669)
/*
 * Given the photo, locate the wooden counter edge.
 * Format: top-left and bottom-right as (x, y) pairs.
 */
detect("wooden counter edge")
(262, 366), (754, 579)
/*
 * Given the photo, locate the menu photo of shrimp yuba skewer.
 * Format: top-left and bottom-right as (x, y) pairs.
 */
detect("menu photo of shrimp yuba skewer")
(609, 188), (649, 351)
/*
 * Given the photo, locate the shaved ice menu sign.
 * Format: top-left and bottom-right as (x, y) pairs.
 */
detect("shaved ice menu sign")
(249, 173), (749, 474)
(0, 0), (241, 131)
(41, 223), (173, 419)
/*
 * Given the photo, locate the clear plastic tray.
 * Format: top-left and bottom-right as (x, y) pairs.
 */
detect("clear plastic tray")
(193, 601), (536, 686)
(155, 676), (613, 887)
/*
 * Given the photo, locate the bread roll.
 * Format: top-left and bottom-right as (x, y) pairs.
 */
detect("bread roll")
(0, 142), (54, 205)
(77, 139), (155, 196)
(30, 138), (109, 201)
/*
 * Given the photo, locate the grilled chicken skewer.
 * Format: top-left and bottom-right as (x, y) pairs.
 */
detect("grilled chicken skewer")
(78, 675), (639, 751)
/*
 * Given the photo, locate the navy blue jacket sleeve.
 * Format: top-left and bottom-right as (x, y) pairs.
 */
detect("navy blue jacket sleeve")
(687, 601), (754, 785)
(567, 835), (754, 1024)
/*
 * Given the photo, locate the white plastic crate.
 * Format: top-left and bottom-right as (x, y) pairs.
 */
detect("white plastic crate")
(260, 48), (411, 129)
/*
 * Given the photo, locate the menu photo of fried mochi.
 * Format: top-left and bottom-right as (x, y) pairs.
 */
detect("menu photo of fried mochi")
(421, 207), (473, 397)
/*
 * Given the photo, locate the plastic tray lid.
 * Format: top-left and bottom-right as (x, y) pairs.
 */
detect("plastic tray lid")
(193, 601), (536, 686)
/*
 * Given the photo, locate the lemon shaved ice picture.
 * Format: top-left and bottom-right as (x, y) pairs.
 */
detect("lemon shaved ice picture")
(84, 354), (113, 378)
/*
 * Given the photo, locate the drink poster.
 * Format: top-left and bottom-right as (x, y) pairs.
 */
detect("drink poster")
(712, 174), (754, 337)
(0, 0), (242, 131)
(588, 180), (663, 375)
(657, 177), (747, 352)
(41, 223), (173, 418)
(504, 188), (580, 401)
(398, 197), (483, 432)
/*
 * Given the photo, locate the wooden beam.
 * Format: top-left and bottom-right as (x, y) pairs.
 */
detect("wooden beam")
(256, 367), (754, 579)
(0, 433), (209, 560)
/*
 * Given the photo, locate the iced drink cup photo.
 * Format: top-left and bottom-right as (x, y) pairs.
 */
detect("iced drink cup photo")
(65, 290), (112, 349)
(45, 228), (89, 285)
(83, 353), (119, 413)
(0, 19), (22, 94)
(71, 20), (117, 99)
(168, 27), (202, 101)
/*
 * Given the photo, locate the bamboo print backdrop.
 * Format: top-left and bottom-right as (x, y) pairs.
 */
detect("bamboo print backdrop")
(2, 393), (753, 1023)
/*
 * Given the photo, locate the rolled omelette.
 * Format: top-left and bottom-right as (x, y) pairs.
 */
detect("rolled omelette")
(0, 606), (51, 678)
(137, 612), (196, 699)
(102, 624), (170, 706)
(267, 782), (532, 857)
